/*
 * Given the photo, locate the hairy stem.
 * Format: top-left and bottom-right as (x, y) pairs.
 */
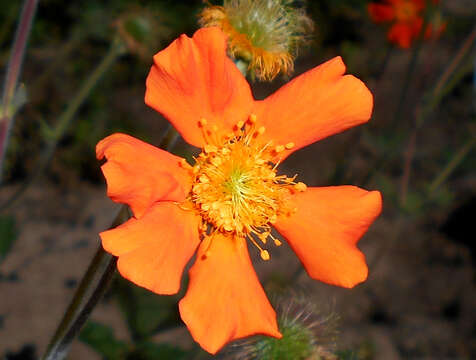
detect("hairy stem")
(0, 0), (39, 183)
(0, 39), (126, 212)
(428, 136), (476, 195)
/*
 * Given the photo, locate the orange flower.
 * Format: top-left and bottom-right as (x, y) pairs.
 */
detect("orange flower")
(97, 27), (382, 354)
(368, 0), (444, 48)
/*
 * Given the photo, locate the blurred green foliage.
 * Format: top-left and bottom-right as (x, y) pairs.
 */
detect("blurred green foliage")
(0, 215), (16, 263)
(80, 321), (189, 360)
(78, 277), (192, 359)
(113, 277), (181, 341)
(79, 321), (129, 359)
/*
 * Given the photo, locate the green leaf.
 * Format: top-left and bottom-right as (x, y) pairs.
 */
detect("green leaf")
(79, 321), (129, 359)
(335, 349), (359, 360)
(127, 341), (188, 360)
(0, 216), (17, 264)
(113, 277), (182, 340)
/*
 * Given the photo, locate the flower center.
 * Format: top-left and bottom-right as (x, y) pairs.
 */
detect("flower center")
(186, 115), (306, 260)
(395, 2), (418, 22)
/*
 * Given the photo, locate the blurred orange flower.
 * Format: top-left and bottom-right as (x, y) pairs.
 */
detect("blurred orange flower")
(97, 27), (382, 354)
(368, 0), (445, 48)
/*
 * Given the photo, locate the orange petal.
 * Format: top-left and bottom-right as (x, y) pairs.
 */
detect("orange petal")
(145, 27), (254, 147)
(388, 19), (421, 49)
(275, 186), (382, 288)
(179, 234), (281, 354)
(253, 57), (373, 161)
(368, 3), (395, 22)
(96, 133), (192, 218)
(100, 202), (200, 295)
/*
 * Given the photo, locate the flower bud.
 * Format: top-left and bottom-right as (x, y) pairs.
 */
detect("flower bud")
(234, 295), (338, 359)
(199, 0), (314, 81)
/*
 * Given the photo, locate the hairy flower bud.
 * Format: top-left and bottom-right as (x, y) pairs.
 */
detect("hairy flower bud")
(234, 296), (338, 360)
(199, 0), (314, 81)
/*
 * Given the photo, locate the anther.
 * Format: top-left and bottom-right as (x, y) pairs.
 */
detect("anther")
(260, 250), (270, 261)
(235, 120), (245, 130)
(294, 182), (307, 192)
(274, 239), (282, 246)
(257, 126), (266, 135)
(285, 142), (295, 150)
(199, 118), (208, 127)
(274, 145), (285, 153)
(259, 232), (270, 243)
(204, 144), (218, 153)
(211, 157), (222, 166)
(248, 114), (257, 124)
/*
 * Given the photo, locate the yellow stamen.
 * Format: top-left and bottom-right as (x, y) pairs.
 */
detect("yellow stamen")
(204, 144), (218, 153)
(260, 250), (270, 261)
(189, 115), (306, 260)
(294, 182), (307, 192)
(235, 120), (244, 130)
(257, 126), (266, 135)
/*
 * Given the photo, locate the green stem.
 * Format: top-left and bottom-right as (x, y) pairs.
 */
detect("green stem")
(51, 39), (126, 140)
(41, 129), (182, 360)
(361, 24), (476, 188)
(373, 44), (393, 81)
(389, 22), (425, 132)
(158, 124), (180, 151)
(41, 206), (130, 360)
(0, 0), (39, 183)
(0, 39), (126, 212)
(428, 136), (476, 195)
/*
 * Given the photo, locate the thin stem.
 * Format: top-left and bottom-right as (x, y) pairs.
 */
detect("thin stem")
(389, 25), (425, 132)
(41, 128), (182, 360)
(396, 25), (476, 203)
(157, 123), (180, 151)
(398, 129), (417, 206)
(361, 24), (476, 188)
(428, 136), (476, 195)
(373, 44), (393, 81)
(51, 40), (126, 140)
(0, 0), (39, 183)
(0, 40), (126, 212)
(432, 26), (476, 98)
(41, 206), (130, 360)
